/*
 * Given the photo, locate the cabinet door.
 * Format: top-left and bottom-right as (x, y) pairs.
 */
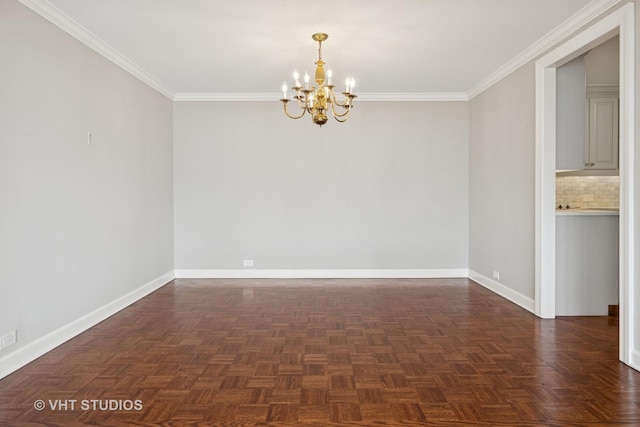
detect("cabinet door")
(587, 97), (619, 169)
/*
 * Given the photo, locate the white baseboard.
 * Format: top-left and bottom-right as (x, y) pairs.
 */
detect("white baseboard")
(468, 269), (535, 314)
(0, 270), (175, 380)
(630, 349), (640, 372)
(174, 268), (469, 279)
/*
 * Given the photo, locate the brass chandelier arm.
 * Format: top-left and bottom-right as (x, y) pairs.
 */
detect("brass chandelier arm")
(281, 100), (307, 119)
(292, 91), (306, 108)
(327, 87), (350, 108)
(330, 100), (351, 118)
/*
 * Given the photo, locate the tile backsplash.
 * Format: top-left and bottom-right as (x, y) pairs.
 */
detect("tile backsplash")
(556, 176), (619, 208)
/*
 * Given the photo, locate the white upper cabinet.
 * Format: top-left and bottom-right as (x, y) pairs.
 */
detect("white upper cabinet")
(586, 95), (619, 170)
(556, 36), (619, 174)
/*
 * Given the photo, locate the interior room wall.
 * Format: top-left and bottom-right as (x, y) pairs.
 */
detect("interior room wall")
(173, 101), (469, 273)
(468, 63), (536, 300)
(585, 34), (620, 85)
(3, 0), (638, 373)
(0, 1), (174, 372)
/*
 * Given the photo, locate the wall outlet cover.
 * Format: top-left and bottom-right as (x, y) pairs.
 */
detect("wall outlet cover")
(0, 330), (17, 350)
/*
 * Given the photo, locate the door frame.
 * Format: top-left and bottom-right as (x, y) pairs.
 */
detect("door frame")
(534, 3), (636, 367)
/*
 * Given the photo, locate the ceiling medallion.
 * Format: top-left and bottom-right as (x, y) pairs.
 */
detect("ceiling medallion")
(280, 33), (356, 127)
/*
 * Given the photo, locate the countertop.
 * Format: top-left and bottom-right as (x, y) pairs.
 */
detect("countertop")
(556, 208), (619, 216)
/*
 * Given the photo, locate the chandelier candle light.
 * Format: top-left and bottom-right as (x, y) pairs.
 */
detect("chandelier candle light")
(280, 33), (356, 126)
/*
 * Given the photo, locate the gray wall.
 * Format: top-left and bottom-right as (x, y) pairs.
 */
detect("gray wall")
(468, 63), (536, 298)
(585, 35), (620, 85)
(0, 1), (174, 358)
(556, 56), (586, 171)
(174, 101), (469, 271)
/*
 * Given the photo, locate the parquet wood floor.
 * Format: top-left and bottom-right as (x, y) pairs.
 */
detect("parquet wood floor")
(1, 278), (639, 426)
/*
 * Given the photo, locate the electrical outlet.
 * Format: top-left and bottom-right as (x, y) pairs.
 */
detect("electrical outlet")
(0, 330), (17, 350)
(492, 270), (500, 281)
(243, 259), (254, 267)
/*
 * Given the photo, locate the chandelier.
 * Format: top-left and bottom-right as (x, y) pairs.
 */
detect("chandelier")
(280, 33), (356, 127)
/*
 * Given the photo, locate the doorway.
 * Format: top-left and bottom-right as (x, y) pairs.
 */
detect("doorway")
(555, 37), (620, 317)
(534, 4), (636, 368)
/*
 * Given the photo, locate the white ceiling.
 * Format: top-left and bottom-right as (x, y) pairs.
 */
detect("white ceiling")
(35, 0), (596, 97)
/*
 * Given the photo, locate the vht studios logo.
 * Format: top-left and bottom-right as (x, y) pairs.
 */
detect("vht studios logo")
(34, 399), (143, 411)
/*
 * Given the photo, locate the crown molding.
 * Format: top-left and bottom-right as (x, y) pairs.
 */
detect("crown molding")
(17, 0), (174, 99)
(357, 93), (469, 102)
(18, 0), (622, 103)
(586, 83), (620, 95)
(173, 93), (278, 102)
(18, 0), (466, 104)
(173, 92), (469, 102)
(466, 0), (624, 99)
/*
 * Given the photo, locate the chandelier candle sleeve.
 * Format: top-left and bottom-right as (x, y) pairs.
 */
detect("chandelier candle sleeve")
(280, 33), (357, 127)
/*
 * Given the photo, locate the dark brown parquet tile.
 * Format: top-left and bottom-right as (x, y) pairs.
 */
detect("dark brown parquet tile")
(1, 278), (640, 426)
